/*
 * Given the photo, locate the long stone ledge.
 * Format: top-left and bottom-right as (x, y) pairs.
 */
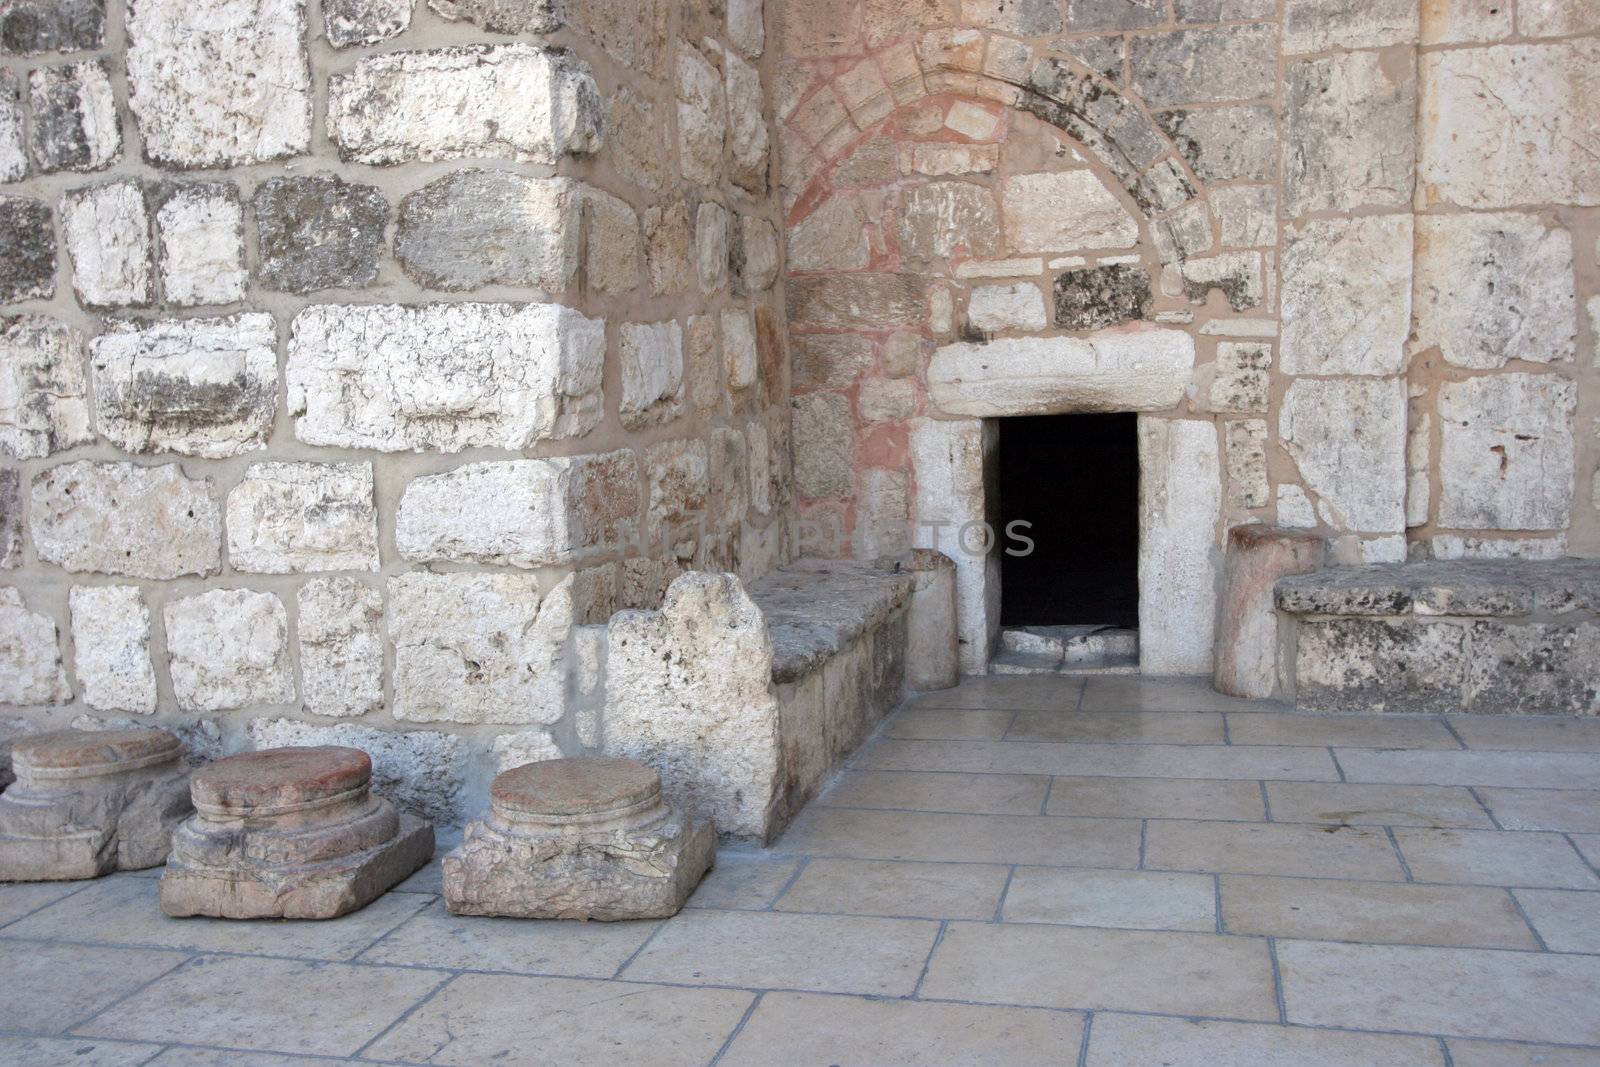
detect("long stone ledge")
(1276, 560), (1600, 620)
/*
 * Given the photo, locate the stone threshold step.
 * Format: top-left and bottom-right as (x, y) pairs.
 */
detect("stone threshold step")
(993, 626), (1139, 675)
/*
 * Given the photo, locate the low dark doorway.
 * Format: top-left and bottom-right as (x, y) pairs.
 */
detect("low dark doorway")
(998, 413), (1139, 629)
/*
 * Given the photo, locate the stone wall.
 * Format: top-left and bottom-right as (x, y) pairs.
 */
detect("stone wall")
(0, 0), (789, 821)
(778, 0), (1600, 666)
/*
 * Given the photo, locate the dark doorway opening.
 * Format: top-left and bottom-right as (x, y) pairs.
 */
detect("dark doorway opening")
(998, 413), (1139, 629)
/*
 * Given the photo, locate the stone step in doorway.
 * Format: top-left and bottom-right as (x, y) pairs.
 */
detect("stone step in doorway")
(990, 624), (1139, 675)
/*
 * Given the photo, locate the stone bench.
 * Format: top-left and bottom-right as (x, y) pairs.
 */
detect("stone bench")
(1274, 559), (1600, 715)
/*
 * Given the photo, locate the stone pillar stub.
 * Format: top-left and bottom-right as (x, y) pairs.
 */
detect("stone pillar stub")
(1214, 526), (1327, 699)
(0, 727), (193, 882)
(160, 745), (433, 920)
(443, 757), (715, 921)
(904, 549), (959, 691)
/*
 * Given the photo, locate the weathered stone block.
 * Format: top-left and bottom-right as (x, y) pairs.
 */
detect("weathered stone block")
(1285, 51), (1415, 216)
(695, 201), (729, 294)
(1130, 25), (1277, 106)
(298, 578), (383, 720)
(728, 0), (763, 57)
(0, 0), (103, 54)
(490, 728), (562, 772)
(1281, 215), (1412, 376)
(1284, 0), (1418, 52)
(1053, 264), (1152, 331)
(584, 187), (640, 293)
(322, 0), (410, 46)
(606, 86), (671, 193)
(0, 195), (55, 303)
(127, 0), (311, 167)
(31, 462), (221, 579)
(676, 45), (726, 186)
(788, 274), (926, 329)
(328, 45), (601, 165)
(444, 758), (715, 920)
(1419, 42), (1599, 208)
(390, 572), (571, 726)
(1003, 172), (1137, 254)
(929, 327), (1193, 416)
(397, 172), (579, 293)
(1295, 618), (1469, 714)
(153, 184), (246, 307)
(792, 334), (871, 391)
(0, 469), (20, 569)
(1181, 252), (1263, 312)
(1215, 527), (1325, 700)
(1520, 0), (1600, 35)
(792, 391), (853, 497)
(247, 718), (464, 823)
(0, 728), (191, 881)
(1464, 621), (1600, 715)
(858, 378), (915, 423)
(166, 589), (293, 712)
(1225, 418), (1268, 510)
(70, 586), (156, 715)
(61, 181), (151, 309)
(787, 195), (871, 272)
(726, 50), (769, 194)
(645, 438), (710, 548)
(287, 302), (605, 451)
(1415, 213), (1575, 369)
(620, 320), (685, 429)
(0, 70), (23, 182)
(428, 0), (560, 33)
(161, 747), (432, 919)
(1209, 341), (1271, 415)
(1155, 106), (1276, 184)
(0, 587), (69, 706)
(1067, 0), (1162, 29)
(1280, 378), (1406, 533)
(252, 175), (388, 295)
(1212, 185), (1277, 248)
(722, 309), (758, 392)
(898, 181), (999, 261)
(1138, 418), (1221, 674)
(89, 314), (278, 458)
(28, 59), (117, 172)
(226, 462), (379, 573)
(1439, 374), (1576, 532)
(643, 199), (691, 296)
(0, 315), (91, 459)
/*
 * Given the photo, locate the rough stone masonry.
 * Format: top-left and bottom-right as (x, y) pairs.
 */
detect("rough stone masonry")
(1, 0), (1598, 824)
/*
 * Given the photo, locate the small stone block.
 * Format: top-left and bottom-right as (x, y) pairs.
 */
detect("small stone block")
(444, 757), (715, 921)
(0, 728), (192, 882)
(160, 746), (433, 920)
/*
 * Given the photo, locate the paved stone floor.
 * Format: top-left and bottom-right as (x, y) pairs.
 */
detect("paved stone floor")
(4, 676), (1600, 1065)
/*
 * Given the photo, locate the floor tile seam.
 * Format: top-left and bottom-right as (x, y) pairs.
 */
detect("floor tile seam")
(1214, 873), (1225, 934)
(1076, 1010), (1094, 1067)
(1267, 937), (1289, 1024)
(909, 919), (948, 998)
(1258, 780), (1274, 821)
(344, 893), (438, 963)
(349, 964), (469, 1062)
(1038, 775), (1056, 815)
(1438, 718), (1470, 750)
(1465, 786), (1507, 830)
(991, 865), (1017, 923)
(841, 763), (1600, 792)
(1439, 1034), (1456, 1067)
(1563, 832), (1600, 881)
(610, 914), (670, 979)
(705, 990), (764, 1067)
(1505, 888), (1552, 952)
(1383, 827), (1417, 883)
(763, 854), (812, 911)
(61, 949), (201, 1037)
(0, 1027), (423, 1067)
(0, 879), (98, 933)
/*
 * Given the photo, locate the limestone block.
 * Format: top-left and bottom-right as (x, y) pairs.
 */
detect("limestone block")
(620, 320), (685, 429)
(1225, 419), (1268, 510)
(722, 309), (758, 392)
(1003, 172), (1136, 254)
(0, 71), (24, 182)
(1284, 0), (1418, 52)
(604, 573), (779, 839)
(929, 327), (1194, 417)
(1520, 0), (1600, 35)
(1415, 213), (1575, 369)
(1431, 535), (1567, 562)
(0, 728), (191, 881)
(154, 184), (246, 307)
(390, 572), (571, 726)
(881, 332), (921, 379)
(397, 453), (639, 566)
(1285, 51), (1415, 216)
(1209, 341), (1270, 415)
(69, 586), (156, 715)
(1180, 253), (1263, 312)
(1138, 418), (1221, 675)
(429, 0), (561, 33)
(247, 719), (464, 824)
(792, 335), (871, 392)
(226, 462), (379, 573)
(491, 728), (562, 772)
(728, 0), (764, 57)
(733, 214), (779, 294)
(645, 438), (710, 547)
(89, 314), (278, 458)
(1213, 186), (1277, 249)
(328, 45), (601, 165)
(1295, 618), (1469, 713)
(1419, 41), (1600, 209)
(605, 86), (671, 193)
(1129, 25), (1277, 106)
(788, 274), (927, 329)
(904, 549), (958, 691)
(322, 0), (411, 45)
(1054, 264), (1153, 331)
(911, 417), (998, 675)
(1278, 485), (1317, 528)
(643, 200), (691, 296)
(685, 314), (723, 418)
(127, 0), (310, 167)
(166, 589), (293, 712)
(398, 173), (579, 293)
(1154, 106), (1276, 184)
(444, 757), (715, 920)
(0, 587), (70, 706)
(252, 176), (389, 295)
(726, 50), (769, 194)
(297, 578), (383, 720)
(676, 45), (726, 186)
(0, 195), (53, 302)
(0, 315), (92, 459)
(787, 195), (871, 272)
(1281, 215), (1412, 376)
(584, 188), (640, 294)
(695, 201), (729, 294)
(28, 59), (117, 172)
(963, 0), (1058, 33)
(859, 379), (915, 423)
(287, 303), (605, 451)
(31, 462), (221, 579)
(1438, 374), (1576, 531)
(1068, 0), (1163, 29)
(1464, 621), (1600, 714)
(161, 747), (433, 919)
(792, 392), (852, 497)
(0, 0), (103, 54)
(1280, 378), (1406, 533)
(1214, 527), (1325, 700)
(898, 181), (999, 261)
(0, 469), (20, 569)
(968, 283), (1047, 333)
(61, 181), (152, 308)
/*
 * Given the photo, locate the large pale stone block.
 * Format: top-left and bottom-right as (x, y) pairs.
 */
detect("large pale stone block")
(584, 187), (640, 293)
(226, 462), (380, 573)
(1210, 341), (1271, 415)
(397, 454), (639, 566)
(1280, 378), (1407, 533)
(1284, 51), (1415, 216)
(1155, 106), (1276, 184)
(0, 587), (70, 706)
(695, 201), (729, 294)
(928, 328), (1194, 417)
(787, 195), (871, 272)
(443, 758), (715, 920)
(619, 321), (685, 429)
(792, 391), (853, 497)
(389, 573), (571, 726)
(287, 303), (605, 451)
(247, 719), (464, 823)
(1284, 0), (1418, 53)
(127, 0), (311, 167)
(1415, 213), (1575, 369)
(165, 589), (294, 711)
(61, 181), (152, 308)
(726, 50), (769, 194)
(645, 438), (710, 549)
(728, 0), (764, 57)
(898, 181), (999, 261)
(1214, 526), (1325, 700)
(1225, 419), (1269, 510)
(1281, 215), (1412, 376)
(298, 578), (383, 720)
(0, 315), (92, 459)
(31, 462), (221, 579)
(911, 417), (999, 675)
(1419, 41), (1600, 208)
(906, 549), (958, 691)
(1002, 171), (1137, 254)
(1129, 25), (1277, 106)
(788, 274), (927, 329)
(968, 283), (1047, 333)
(69, 586), (156, 715)
(1138, 418), (1221, 675)
(604, 572), (780, 840)
(0, 728), (191, 881)
(397, 172), (579, 292)
(154, 184), (246, 307)
(89, 314), (278, 458)
(328, 45), (601, 165)
(252, 176), (389, 294)
(1438, 374), (1576, 531)
(676, 45), (726, 186)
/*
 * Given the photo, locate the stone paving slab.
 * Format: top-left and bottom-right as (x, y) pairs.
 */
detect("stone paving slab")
(1264, 781), (1495, 829)
(1513, 889), (1600, 953)
(773, 857), (1009, 920)
(1001, 867), (1217, 931)
(1335, 749), (1600, 790)
(1045, 775), (1266, 820)
(1477, 788), (1600, 833)
(1006, 709), (1226, 743)
(1392, 827), (1599, 889)
(0, 1036), (161, 1067)
(684, 851), (801, 910)
(774, 806), (1141, 866)
(879, 708), (1013, 740)
(0, 940), (189, 1034)
(1227, 712), (1462, 749)
(1145, 819), (1407, 880)
(819, 769), (1051, 815)
(1085, 1014), (1447, 1066)
(856, 738), (1340, 779)
(0, 878), (83, 926)
(1448, 716), (1600, 753)
(1447, 1040), (1600, 1066)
